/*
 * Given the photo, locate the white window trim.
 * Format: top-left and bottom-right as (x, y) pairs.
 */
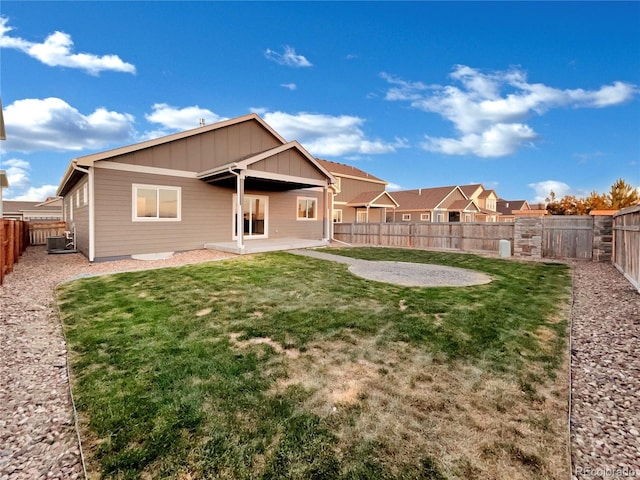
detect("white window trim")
(297, 196), (318, 221)
(332, 209), (343, 223)
(402, 213), (411, 221)
(82, 183), (88, 206)
(420, 213), (430, 221)
(132, 184), (182, 222)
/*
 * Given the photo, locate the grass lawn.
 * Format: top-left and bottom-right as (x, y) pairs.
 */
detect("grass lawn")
(56, 248), (572, 479)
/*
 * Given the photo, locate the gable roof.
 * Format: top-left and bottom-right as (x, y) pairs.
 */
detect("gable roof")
(196, 141), (335, 187)
(391, 186), (465, 211)
(459, 184), (483, 198)
(57, 114), (287, 196)
(496, 199), (530, 215)
(346, 190), (399, 208)
(316, 159), (387, 184)
(448, 199), (481, 212)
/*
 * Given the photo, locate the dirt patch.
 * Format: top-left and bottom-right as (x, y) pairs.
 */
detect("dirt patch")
(229, 332), (301, 359)
(270, 338), (569, 479)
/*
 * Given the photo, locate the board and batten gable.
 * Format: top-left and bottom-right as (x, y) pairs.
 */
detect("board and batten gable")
(250, 149), (328, 182)
(107, 120), (282, 172)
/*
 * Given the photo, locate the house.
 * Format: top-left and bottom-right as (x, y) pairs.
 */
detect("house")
(2, 198), (63, 221)
(496, 199), (531, 221)
(56, 114), (336, 261)
(459, 184), (500, 222)
(316, 159), (398, 224)
(390, 186), (481, 223)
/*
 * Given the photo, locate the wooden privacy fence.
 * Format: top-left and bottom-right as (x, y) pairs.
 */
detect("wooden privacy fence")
(334, 215), (614, 262)
(541, 216), (594, 260)
(613, 205), (640, 292)
(28, 220), (67, 246)
(333, 222), (515, 254)
(0, 219), (28, 286)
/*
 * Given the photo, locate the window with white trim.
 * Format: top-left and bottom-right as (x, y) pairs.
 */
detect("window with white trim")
(75, 190), (80, 208)
(297, 197), (317, 220)
(402, 213), (411, 221)
(332, 209), (343, 223)
(133, 184), (181, 221)
(82, 183), (88, 206)
(420, 213), (430, 221)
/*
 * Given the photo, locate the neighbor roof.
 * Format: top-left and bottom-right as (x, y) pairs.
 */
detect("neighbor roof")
(496, 200), (530, 215)
(346, 190), (399, 208)
(391, 186), (462, 211)
(316, 159), (387, 184)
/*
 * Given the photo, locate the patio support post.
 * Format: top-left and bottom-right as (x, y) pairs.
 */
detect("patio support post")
(236, 172), (245, 253)
(324, 185), (330, 241)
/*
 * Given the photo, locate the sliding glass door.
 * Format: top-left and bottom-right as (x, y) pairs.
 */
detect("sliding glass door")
(233, 194), (268, 238)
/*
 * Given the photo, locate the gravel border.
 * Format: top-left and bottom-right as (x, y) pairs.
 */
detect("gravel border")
(289, 249), (493, 287)
(570, 261), (640, 479)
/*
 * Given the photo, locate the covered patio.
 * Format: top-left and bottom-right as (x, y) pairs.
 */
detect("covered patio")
(205, 237), (330, 255)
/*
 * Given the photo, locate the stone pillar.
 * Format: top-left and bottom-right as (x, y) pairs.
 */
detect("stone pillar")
(513, 217), (543, 259)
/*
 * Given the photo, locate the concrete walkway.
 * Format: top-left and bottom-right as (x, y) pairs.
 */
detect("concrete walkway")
(288, 249), (493, 287)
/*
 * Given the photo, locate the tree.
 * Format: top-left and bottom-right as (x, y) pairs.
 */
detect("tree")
(545, 178), (639, 215)
(608, 178), (640, 209)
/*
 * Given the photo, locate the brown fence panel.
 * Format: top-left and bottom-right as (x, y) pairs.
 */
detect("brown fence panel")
(613, 205), (640, 292)
(1, 219), (27, 286)
(333, 222), (515, 254)
(542, 216), (594, 260)
(28, 220), (67, 245)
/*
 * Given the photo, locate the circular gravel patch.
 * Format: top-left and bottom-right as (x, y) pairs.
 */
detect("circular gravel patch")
(289, 250), (492, 287)
(348, 260), (492, 287)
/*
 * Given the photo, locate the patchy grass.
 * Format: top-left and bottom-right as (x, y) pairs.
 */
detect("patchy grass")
(57, 248), (571, 479)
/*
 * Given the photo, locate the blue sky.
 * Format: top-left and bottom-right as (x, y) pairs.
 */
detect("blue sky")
(1, 1), (638, 203)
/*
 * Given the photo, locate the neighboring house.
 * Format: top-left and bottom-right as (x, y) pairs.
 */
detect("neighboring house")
(2, 198), (63, 221)
(56, 114), (336, 261)
(316, 159), (398, 224)
(390, 186), (481, 223)
(459, 184), (500, 222)
(496, 199), (531, 222)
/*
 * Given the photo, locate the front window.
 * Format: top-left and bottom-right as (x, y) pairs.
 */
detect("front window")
(402, 213), (411, 221)
(133, 184), (181, 221)
(297, 197), (317, 220)
(332, 209), (343, 223)
(420, 213), (430, 221)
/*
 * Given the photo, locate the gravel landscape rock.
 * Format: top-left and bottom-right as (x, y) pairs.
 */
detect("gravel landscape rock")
(1, 247), (638, 479)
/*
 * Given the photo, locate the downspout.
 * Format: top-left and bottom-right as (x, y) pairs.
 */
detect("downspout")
(73, 165), (94, 262)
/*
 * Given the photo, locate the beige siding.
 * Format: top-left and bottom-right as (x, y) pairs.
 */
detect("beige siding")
(93, 169), (325, 259)
(93, 168), (233, 258)
(338, 206), (385, 224)
(112, 121), (281, 172)
(334, 176), (385, 203)
(63, 178), (90, 256)
(440, 189), (467, 208)
(264, 189), (325, 240)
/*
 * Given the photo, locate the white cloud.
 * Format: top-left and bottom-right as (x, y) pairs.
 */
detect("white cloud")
(264, 46), (312, 68)
(1, 97), (136, 153)
(1, 158), (57, 201)
(281, 83), (297, 91)
(386, 182), (402, 191)
(0, 16), (135, 75)
(143, 103), (226, 137)
(263, 111), (406, 157)
(383, 65), (638, 158)
(422, 123), (537, 158)
(528, 180), (573, 203)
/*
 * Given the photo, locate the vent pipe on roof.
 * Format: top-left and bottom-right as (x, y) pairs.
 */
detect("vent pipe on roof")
(419, 188), (422, 195)
(199, 118), (205, 127)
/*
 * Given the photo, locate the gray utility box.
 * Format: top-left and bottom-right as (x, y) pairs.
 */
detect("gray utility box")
(499, 239), (512, 258)
(47, 235), (66, 252)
